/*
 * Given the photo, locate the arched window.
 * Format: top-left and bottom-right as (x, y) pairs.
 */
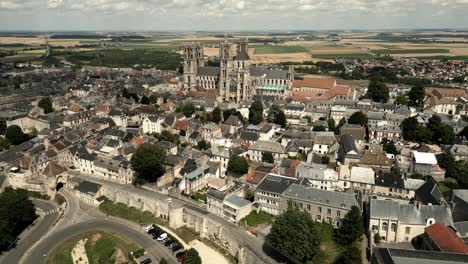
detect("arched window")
(382, 222), (388, 231)
(391, 223), (397, 232)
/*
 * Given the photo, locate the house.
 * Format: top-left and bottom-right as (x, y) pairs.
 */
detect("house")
(279, 184), (360, 227)
(421, 223), (468, 254)
(369, 199), (453, 243)
(409, 151), (445, 181)
(223, 195), (252, 223)
(371, 248), (468, 264)
(211, 145), (245, 177)
(358, 151), (393, 171)
(74, 180), (103, 205)
(202, 123), (221, 141)
(179, 163), (209, 195)
(254, 174), (297, 215)
(312, 132), (336, 155)
(337, 134), (359, 165)
(248, 140), (285, 162)
(340, 124), (365, 145)
(450, 144), (468, 161)
(142, 116), (162, 134)
(368, 125), (402, 143)
(344, 166), (375, 195)
(296, 162), (341, 192)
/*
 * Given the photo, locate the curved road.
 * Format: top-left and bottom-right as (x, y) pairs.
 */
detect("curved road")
(23, 219), (177, 264)
(0, 199), (60, 264)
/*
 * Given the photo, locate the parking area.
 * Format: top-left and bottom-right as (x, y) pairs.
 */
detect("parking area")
(145, 224), (186, 263)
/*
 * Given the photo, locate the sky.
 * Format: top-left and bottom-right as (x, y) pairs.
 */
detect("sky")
(0, 0), (468, 31)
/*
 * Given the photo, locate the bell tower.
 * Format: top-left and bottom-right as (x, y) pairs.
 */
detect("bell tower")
(183, 43), (205, 88)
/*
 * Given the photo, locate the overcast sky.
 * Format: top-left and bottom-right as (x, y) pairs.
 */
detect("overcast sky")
(1, 0), (468, 31)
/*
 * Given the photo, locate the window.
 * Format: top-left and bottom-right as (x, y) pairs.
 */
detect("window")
(316, 215), (321, 221)
(327, 217), (332, 224)
(372, 225), (378, 231)
(337, 211), (341, 217)
(405, 227), (411, 234)
(382, 222), (388, 231)
(327, 209), (331, 215)
(391, 223), (397, 232)
(318, 207), (322, 213)
(307, 204), (311, 210)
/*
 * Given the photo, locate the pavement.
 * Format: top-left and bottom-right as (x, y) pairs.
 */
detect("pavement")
(0, 199), (60, 264)
(189, 239), (229, 264)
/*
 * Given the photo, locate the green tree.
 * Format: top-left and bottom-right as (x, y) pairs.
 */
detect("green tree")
(140, 95), (150, 104)
(336, 206), (363, 245)
(262, 152), (274, 164)
(38, 97), (53, 114)
(249, 100), (264, 125)
(227, 155), (249, 176)
(327, 118), (336, 132)
(348, 112), (368, 127)
(212, 106), (222, 124)
(428, 115), (455, 145)
(408, 84), (425, 108)
(0, 187), (37, 252)
(366, 81), (389, 103)
(401, 117), (432, 142)
(130, 144), (166, 185)
(5, 125), (29, 145)
(334, 245), (362, 264)
(182, 102), (196, 117)
(382, 138), (398, 155)
(159, 130), (180, 145)
(267, 206), (320, 263)
(268, 105), (287, 128)
(313, 125), (326, 132)
(394, 95), (408, 106)
(159, 258), (168, 264)
(223, 108), (244, 123)
(0, 137), (10, 151)
(458, 126), (468, 139)
(196, 139), (211, 151)
(184, 248), (202, 264)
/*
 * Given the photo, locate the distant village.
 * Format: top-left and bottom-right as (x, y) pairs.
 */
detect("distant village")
(1, 38), (468, 264)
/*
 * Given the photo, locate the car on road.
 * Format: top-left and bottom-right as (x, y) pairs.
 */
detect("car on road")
(156, 233), (167, 241)
(165, 198), (173, 203)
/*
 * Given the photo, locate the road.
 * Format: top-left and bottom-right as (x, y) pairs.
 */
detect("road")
(0, 199), (60, 264)
(22, 219), (177, 264)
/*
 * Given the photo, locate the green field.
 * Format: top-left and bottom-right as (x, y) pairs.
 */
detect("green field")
(253, 45), (309, 54)
(371, 48), (450, 54)
(46, 230), (141, 264)
(242, 211), (274, 227)
(312, 53), (375, 59)
(99, 199), (159, 225)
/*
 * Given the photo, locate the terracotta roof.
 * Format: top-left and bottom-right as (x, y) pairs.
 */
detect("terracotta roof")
(173, 120), (192, 131)
(359, 152), (392, 166)
(68, 102), (81, 112)
(134, 136), (145, 145)
(294, 77), (336, 89)
(425, 223), (468, 254)
(95, 104), (110, 113)
(246, 170), (268, 185)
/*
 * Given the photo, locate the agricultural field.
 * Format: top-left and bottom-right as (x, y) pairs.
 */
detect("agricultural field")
(252, 45), (309, 54)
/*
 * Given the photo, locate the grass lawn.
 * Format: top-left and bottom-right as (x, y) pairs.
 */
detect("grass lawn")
(371, 48), (450, 54)
(438, 177), (459, 193)
(253, 45), (309, 54)
(46, 230), (141, 264)
(313, 223), (340, 263)
(241, 211), (274, 227)
(312, 53), (375, 59)
(99, 199), (159, 225)
(175, 226), (199, 243)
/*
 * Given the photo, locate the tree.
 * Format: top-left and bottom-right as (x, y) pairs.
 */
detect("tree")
(321, 156), (330, 164)
(336, 206), (363, 245)
(184, 248), (202, 264)
(0, 137), (10, 151)
(212, 107), (222, 124)
(458, 126), (468, 139)
(262, 152), (274, 164)
(130, 144), (166, 184)
(223, 108), (244, 123)
(0, 187), (37, 252)
(401, 117), (432, 143)
(394, 95), (408, 106)
(408, 84), (425, 108)
(267, 206), (320, 263)
(334, 245), (362, 264)
(5, 125), (29, 145)
(249, 100), (263, 125)
(348, 112), (368, 127)
(268, 105), (287, 128)
(182, 102), (196, 117)
(366, 81), (389, 103)
(312, 125), (326, 132)
(38, 97), (53, 114)
(428, 115), (455, 145)
(159, 130), (180, 145)
(227, 155), (249, 176)
(140, 95), (150, 104)
(327, 118), (336, 132)
(196, 139), (211, 151)
(159, 258), (168, 264)
(382, 138), (398, 155)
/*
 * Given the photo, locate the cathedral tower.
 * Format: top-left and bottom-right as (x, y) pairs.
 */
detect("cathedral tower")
(183, 43), (205, 88)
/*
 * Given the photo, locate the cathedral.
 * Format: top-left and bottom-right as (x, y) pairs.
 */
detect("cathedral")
(183, 38), (294, 103)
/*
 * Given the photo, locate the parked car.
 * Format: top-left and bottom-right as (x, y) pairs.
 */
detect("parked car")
(157, 233), (167, 241)
(144, 225), (154, 233)
(176, 252), (185, 262)
(165, 198), (173, 203)
(168, 242), (178, 249)
(160, 237), (170, 244)
(164, 240), (173, 247)
(171, 244), (182, 252)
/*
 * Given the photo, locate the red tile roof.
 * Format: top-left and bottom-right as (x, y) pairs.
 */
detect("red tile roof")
(293, 77), (336, 89)
(425, 223), (468, 254)
(173, 120), (192, 131)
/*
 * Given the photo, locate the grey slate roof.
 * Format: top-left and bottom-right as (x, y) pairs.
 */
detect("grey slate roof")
(256, 174), (297, 194)
(372, 247), (468, 264)
(197, 67), (220, 77)
(250, 140), (284, 153)
(224, 195), (251, 208)
(370, 199), (453, 226)
(282, 183), (359, 210)
(250, 67), (289, 80)
(74, 180), (102, 195)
